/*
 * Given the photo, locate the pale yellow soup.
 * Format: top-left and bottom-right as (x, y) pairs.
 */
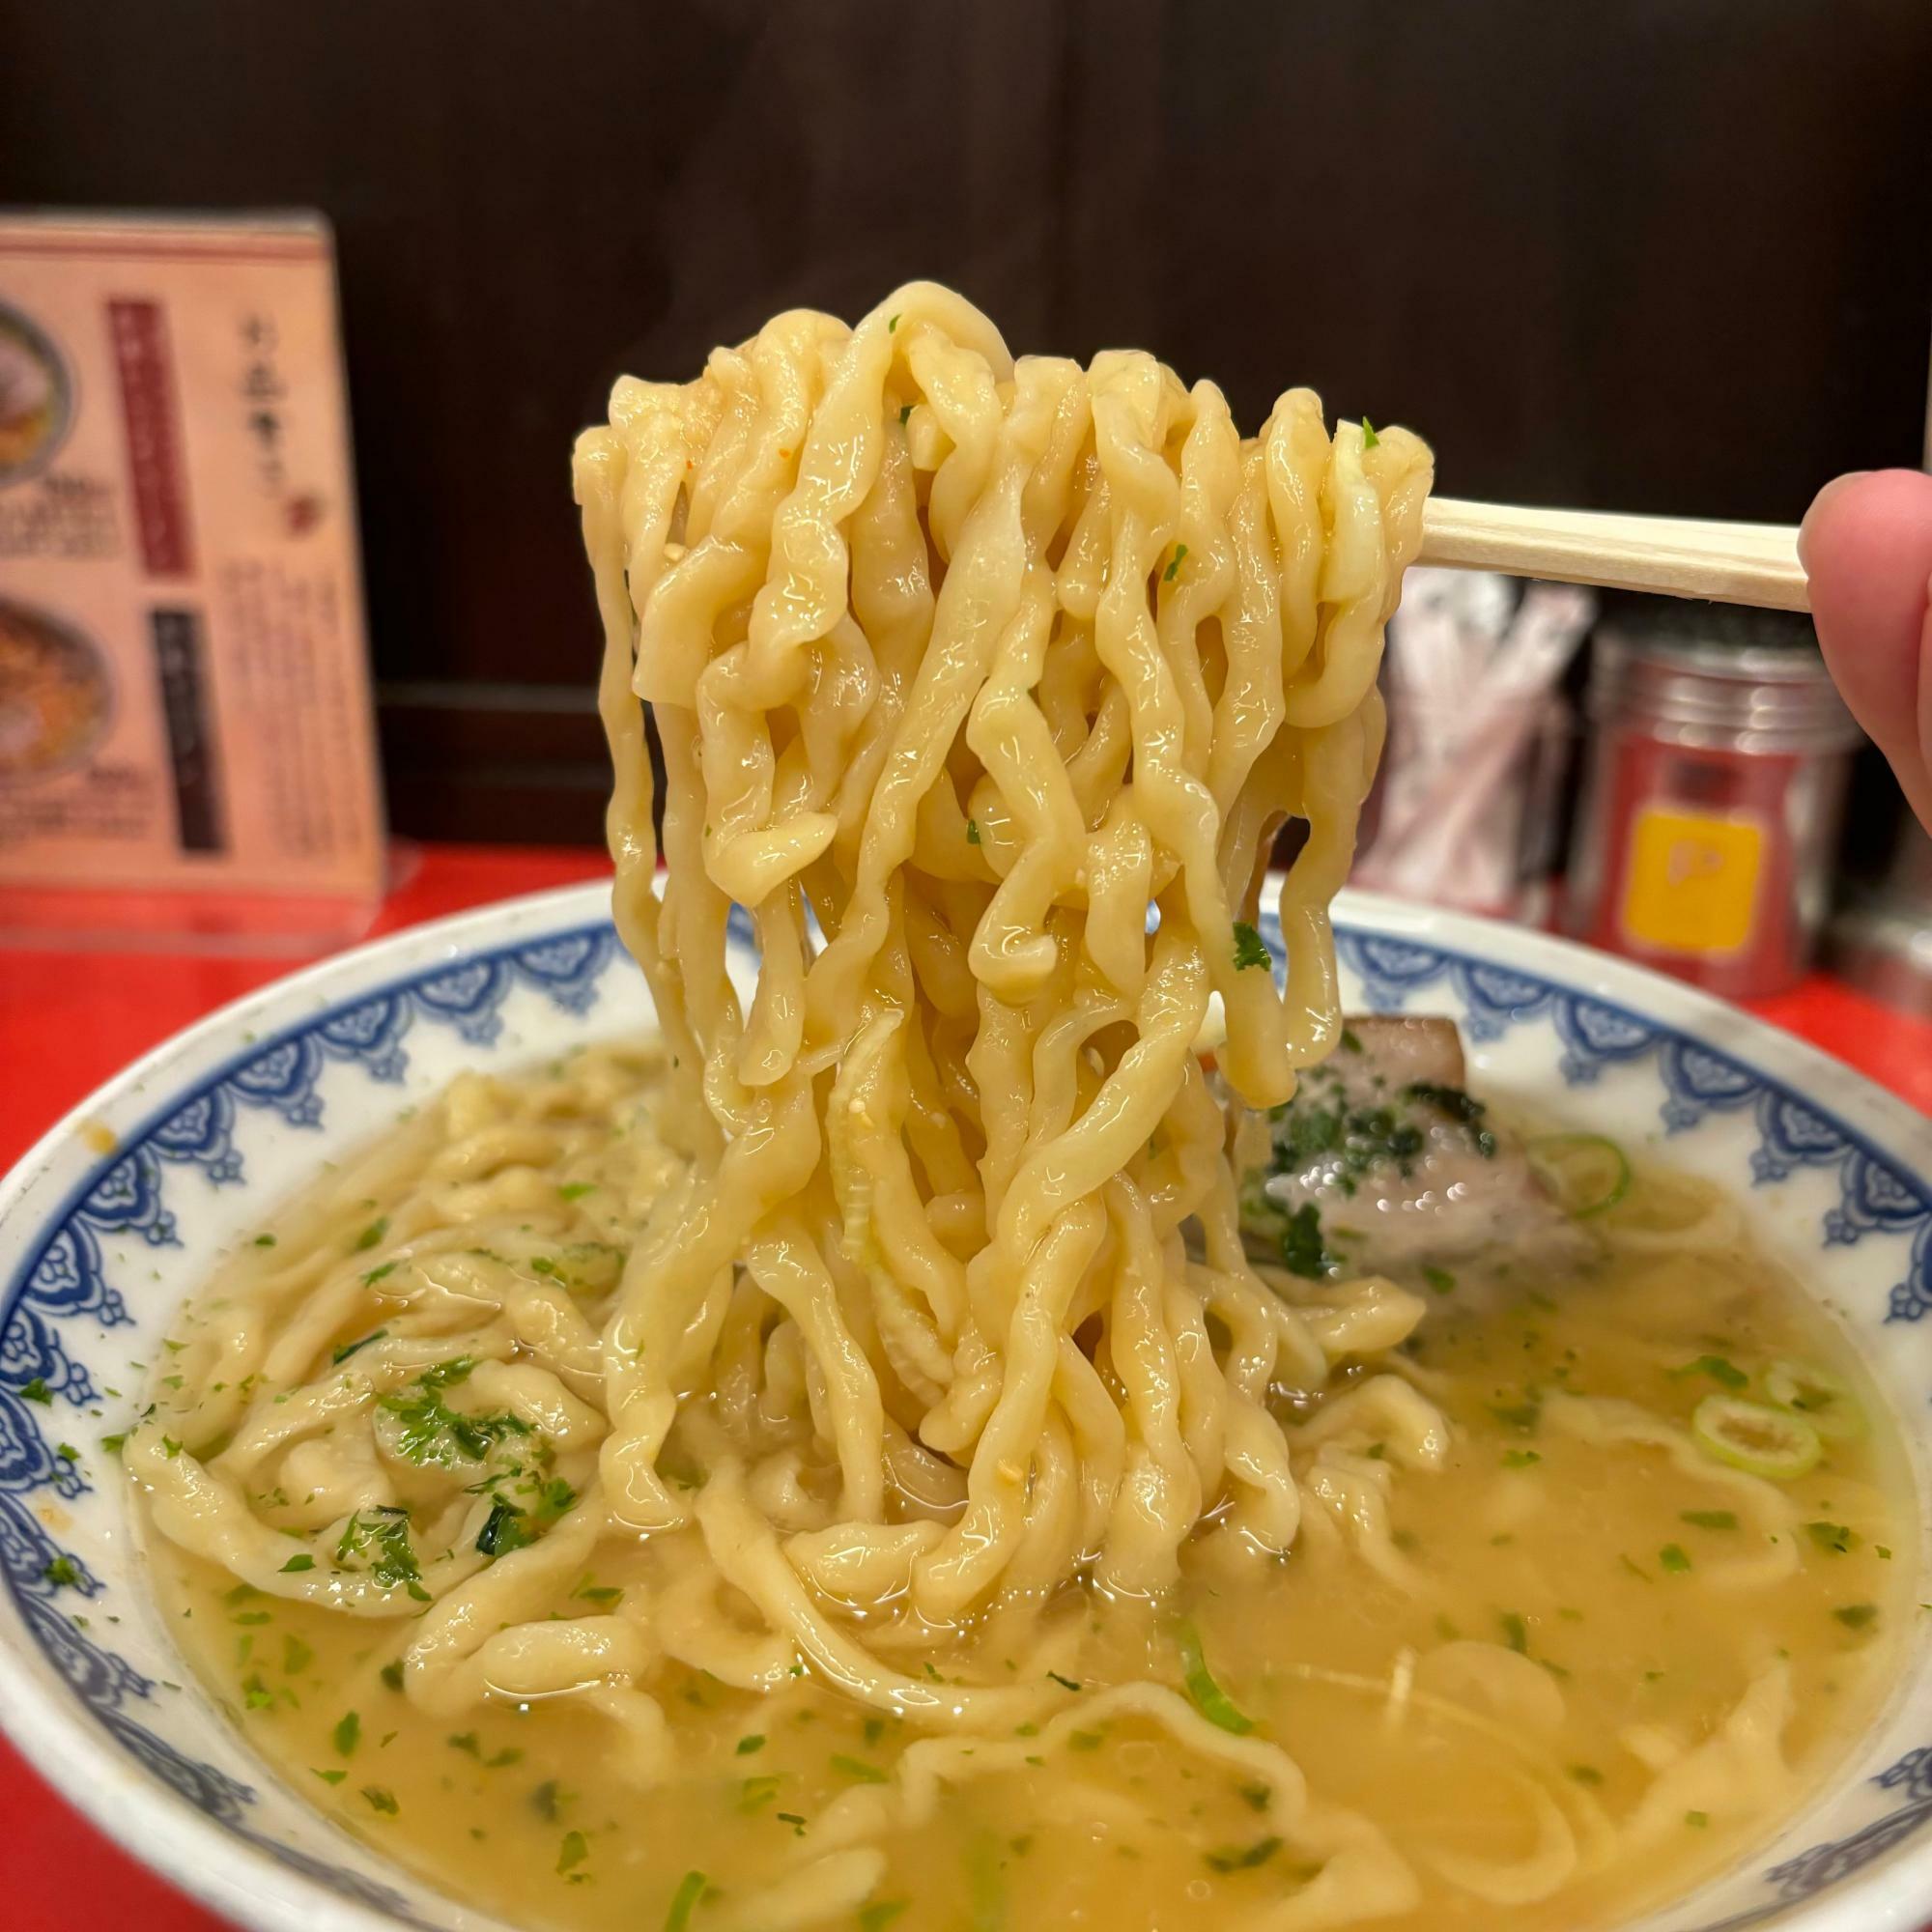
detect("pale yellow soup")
(136, 1047), (1913, 1932)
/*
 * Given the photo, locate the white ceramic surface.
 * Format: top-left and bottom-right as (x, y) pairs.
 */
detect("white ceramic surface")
(3, 881), (1931, 1932)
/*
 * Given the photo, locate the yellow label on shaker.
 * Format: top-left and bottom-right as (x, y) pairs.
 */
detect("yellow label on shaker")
(1620, 805), (1764, 955)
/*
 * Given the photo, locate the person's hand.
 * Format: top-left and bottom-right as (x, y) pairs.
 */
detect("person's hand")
(1800, 469), (1932, 830)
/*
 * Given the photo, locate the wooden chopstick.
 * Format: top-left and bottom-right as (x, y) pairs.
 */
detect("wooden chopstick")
(1418, 497), (1808, 612)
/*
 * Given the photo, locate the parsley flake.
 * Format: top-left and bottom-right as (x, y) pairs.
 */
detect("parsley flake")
(1232, 922), (1270, 972)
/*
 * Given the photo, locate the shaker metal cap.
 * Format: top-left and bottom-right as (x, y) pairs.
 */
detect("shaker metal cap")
(1586, 615), (1864, 753)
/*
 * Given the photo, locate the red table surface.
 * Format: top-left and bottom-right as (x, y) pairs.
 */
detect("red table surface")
(3, 841), (1930, 1930)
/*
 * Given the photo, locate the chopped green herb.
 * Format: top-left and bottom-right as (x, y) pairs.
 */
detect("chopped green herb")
(382, 1360), (529, 1469)
(353, 1217), (389, 1253)
(738, 1775), (781, 1811)
(1804, 1521), (1857, 1555)
(1232, 922), (1270, 972)
(1659, 1544), (1691, 1574)
(333, 1711), (361, 1757)
(1491, 1402), (1541, 1435)
(1422, 1265), (1457, 1295)
(1834, 1604), (1879, 1631)
(1206, 1835), (1282, 1873)
(476, 1479), (576, 1558)
(282, 1634), (313, 1675)
(1360, 418), (1379, 449)
(43, 1555), (82, 1589)
(860, 1903), (909, 1932)
(1680, 1510), (1740, 1531)
(1674, 1354), (1748, 1391)
(1568, 1764), (1604, 1785)
(1067, 1729), (1104, 1751)
(558, 1182), (597, 1202)
(966, 819), (981, 846)
(161, 1436), (182, 1459)
(361, 1785), (399, 1815)
(56, 1441), (78, 1462)
(280, 1553), (316, 1573)
(1339, 1028), (1362, 1053)
(380, 1660), (406, 1692)
(99, 1434), (127, 1456)
(336, 1511), (429, 1601)
(1685, 1810), (1709, 1829)
(1402, 1083), (1495, 1160)
(1045, 1669), (1081, 1692)
(1278, 1202), (1331, 1280)
(557, 1830), (589, 1875)
(831, 1753), (889, 1784)
(1503, 1449), (1542, 1468)
(253, 1234), (276, 1248)
(313, 1768), (347, 1786)
(360, 1263), (397, 1287)
(736, 1734), (765, 1755)
(1164, 543), (1189, 583)
(1178, 1622), (1254, 1734)
(20, 1378), (50, 1405)
(898, 405), (913, 426)
(1499, 1612), (1529, 1653)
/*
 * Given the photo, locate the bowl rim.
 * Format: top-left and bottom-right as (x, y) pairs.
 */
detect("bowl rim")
(3, 876), (1931, 1932)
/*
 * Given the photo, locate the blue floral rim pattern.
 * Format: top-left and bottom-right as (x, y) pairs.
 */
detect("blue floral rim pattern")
(0, 910), (1926, 1930)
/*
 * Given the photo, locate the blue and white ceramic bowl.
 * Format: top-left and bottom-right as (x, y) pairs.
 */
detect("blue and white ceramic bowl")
(3, 882), (1930, 1932)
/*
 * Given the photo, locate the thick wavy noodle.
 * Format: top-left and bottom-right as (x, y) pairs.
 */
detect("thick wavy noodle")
(131, 287), (1910, 1932)
(572, 281), (1429, 1623)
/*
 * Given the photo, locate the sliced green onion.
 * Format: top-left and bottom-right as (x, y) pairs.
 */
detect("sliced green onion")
(1178, 1621), (1255, 1734)
(1525, 1134), (1632, 1217)
(664, 1870), (707, 1932)
(1691, 1394), (1821, 1480)
(1766, 1359), (1864, 1441)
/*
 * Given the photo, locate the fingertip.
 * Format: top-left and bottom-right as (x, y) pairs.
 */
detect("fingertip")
(1799, 469), (1932, 581)
(1798, 469), (1932, 759)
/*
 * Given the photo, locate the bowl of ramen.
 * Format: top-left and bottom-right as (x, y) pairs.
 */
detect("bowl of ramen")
(0, 301), (74, 484)
(0, 598), (115, 783)
(2, 285), (1930, 1932)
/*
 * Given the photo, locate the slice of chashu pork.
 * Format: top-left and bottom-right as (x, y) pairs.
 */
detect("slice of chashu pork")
(1237, 1014), (1593, 1285)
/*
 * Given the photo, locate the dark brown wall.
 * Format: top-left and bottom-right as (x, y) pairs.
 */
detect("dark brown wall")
(6, 1), (1929, 843)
